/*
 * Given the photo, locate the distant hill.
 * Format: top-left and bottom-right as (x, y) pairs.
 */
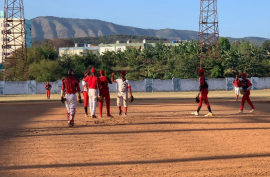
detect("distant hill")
(31, 16), (269, 46)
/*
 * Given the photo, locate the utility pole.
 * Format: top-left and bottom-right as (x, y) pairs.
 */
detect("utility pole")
(2, 0), (27, 81)
(198, 0), (220, 69)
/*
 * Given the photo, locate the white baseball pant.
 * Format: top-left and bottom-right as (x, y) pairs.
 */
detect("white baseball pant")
(88, 89), (98, 116)
(64, 94), (77, 123)
(235, 87), (240, 95)
(117, 92), (128, 107)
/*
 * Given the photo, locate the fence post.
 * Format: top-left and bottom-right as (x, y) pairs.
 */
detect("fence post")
(0, 81), (4, 95)
(57, 80), (62, 94)
(173, 78), (180, 92)
(145, 79), (153, 92)
(226, 77), (234, 91)
(251, 77), (259, 90)
(27, 80), (37, 95)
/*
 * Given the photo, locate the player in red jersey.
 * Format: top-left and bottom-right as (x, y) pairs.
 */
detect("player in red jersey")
(98, 70), (113, 118)
(192, 69), (213, 117)
(45, 82), (52, 99)
(61, 69), (81, 127)
(84, 68), (99, 118)
(239, 73), (255, 113)
(82, 71), (89, 117)
(233, 75), (241, 101)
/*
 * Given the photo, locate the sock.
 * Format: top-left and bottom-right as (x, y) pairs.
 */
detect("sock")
(207, 106), (212, 113)
(125, 107), (127, 114)
(119, 106), (122, 112)
(236, 95), (239, 99)
(196, 106), (201, 113)
(84, 107), (88, 114)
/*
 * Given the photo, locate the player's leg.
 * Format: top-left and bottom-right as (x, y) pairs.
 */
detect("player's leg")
(192, 92), (203, 116)
(99, 98), (104, 117)
(83, 91), (89, 117)
(92, 89), (98, 117)
(88, 89), (94, 118)
(246, 95), (255, 112)
(48, 91), (50, 99)
(123, 92), (128, 116)
(68, 94), (77, 127)
(117, 95), (123, 116)
(65, 94), (71, 124)
(235, 87), (239, 100)
(46, 90), (49, 99)
(105, 92), (112, 117)
(203, 90), (212, 117)
(239, 94), (247, 113)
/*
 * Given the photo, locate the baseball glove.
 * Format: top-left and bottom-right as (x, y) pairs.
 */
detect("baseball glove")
(240, 90), (247, 95)
(77, 95), (82, 104)
(97, 96), (104, 102)
(195, 96), (200, 103)
(129, 96), (134, 103)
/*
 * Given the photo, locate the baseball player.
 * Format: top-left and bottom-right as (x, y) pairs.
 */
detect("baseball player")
(111, 70), (133, 116)
(84, 68), (99, 118)
(61, 69), (82, 127)
(233, 75), (241, 101)
(239, 73), (255, 113)
(45, 82), (52, 99)
(98, 70), (113, 118)
(82, 71), (89, 117)
(192, 69), (213, 117)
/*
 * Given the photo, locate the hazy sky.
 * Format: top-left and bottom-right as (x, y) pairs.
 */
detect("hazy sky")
(1, 0), (270, 38)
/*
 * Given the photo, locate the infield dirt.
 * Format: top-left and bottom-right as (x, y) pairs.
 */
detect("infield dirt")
(0, 96), (270, 176)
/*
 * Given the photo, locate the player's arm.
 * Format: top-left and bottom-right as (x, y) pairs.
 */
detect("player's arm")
(111, 71), (117, 83)
(76, 81), (82, 103)
(127, 81), (132, 97)
(106, 76), (112, 84)
(97, 78), (101, 96)
(61, 82), (65, 103)
(247, 80), (252, 90)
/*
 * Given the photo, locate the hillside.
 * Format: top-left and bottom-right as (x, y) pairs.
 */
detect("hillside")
(31, 16), (269, 46)
(31, 16), (198, 41)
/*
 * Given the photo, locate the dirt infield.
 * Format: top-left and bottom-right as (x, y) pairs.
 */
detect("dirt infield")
(1, 96), (270, 176)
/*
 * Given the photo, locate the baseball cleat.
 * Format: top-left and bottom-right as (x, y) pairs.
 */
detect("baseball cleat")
(92, 115), (97, 119)
(124, 113), (128, 116)
(107, 115), (114, 118)
(238, 110), (243, 114)
(205, 112), (213, 117)
(85, 113), (89, 117)
(191, 111), (199, 116)
(119, 110), (122, 116)
(250, 109), (255, 113)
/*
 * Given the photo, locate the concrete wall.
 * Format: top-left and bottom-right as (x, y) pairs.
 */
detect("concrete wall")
(153, 79), (173, 92)
(1, 77), (270, 95)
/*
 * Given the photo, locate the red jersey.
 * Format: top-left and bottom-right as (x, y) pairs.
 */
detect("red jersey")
(233, 79), (241, 87)
(200, 75), (208, 90)
(84, 75), (99, 89)
(62, 76), (81, 94)
(99, 76), (109, 90)
(241, 79), (252, 95)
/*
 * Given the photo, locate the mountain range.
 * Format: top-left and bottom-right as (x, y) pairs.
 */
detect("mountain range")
(31, 16), (269, 45)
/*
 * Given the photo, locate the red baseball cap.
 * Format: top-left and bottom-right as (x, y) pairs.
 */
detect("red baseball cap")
(100, 70), (105, 75)
(198, 69), (205, 74)
(241, 73), (246, 77)
(120, 70), (126, 75)
(91, 68), (96, 73)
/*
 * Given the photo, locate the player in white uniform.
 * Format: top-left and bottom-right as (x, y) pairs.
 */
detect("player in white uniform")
(112, 70), (133, 116)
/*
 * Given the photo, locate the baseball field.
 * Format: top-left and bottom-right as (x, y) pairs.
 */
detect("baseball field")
(0, 90), (270, 176)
